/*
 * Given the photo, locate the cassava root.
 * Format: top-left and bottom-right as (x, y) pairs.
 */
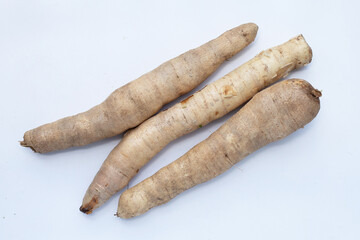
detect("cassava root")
(117, 79), (321, 218)
(21, 23), (258, 153)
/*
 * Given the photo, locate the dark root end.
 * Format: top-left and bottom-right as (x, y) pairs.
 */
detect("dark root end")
(79, 205), (93, 215)
(79, 197), (98, 214)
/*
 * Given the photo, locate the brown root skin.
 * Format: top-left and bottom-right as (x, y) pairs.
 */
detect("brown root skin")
(81, 34), (313, 214)
(116, 79), (321, 218)
(21, 23), (258, 154)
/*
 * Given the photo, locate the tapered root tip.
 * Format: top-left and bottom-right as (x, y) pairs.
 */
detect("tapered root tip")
(19, 140), (37, 153)
(79, 205), (93, 215)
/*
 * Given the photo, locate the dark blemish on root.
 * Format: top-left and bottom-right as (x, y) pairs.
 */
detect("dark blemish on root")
(215, 111), (219, 116)
(223, 85), (237, 97)
(181, 95), (193, 105)
(223, 86), (232, 95)
(136, 169), (139, 173)
(80, 197), (98, 214)
(105, 183), (109, 187)
(198, 124), (203, 128)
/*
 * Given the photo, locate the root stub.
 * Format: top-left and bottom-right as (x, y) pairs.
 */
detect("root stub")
(19, 140), (37, 153)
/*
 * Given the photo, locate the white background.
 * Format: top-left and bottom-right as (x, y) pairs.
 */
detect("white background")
(1, 0), (359, 239)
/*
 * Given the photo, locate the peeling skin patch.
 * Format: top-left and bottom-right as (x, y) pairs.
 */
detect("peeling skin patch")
(222, 85), (237, 98)
(276, 63), (293, 78)
(271, 63), (293, 82)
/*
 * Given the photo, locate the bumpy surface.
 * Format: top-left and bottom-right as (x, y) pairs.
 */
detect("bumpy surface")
(81, 35), (313, 214)
(117, 79), (321, 218)
(21, 23), (258, 153)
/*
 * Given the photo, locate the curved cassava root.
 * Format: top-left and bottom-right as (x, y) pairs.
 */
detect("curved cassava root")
(117, 79), (321, 218)
(81, 35), (313, 214)
(20, 23), (258, 153)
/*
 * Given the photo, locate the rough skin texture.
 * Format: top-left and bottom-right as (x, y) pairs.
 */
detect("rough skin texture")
(20, 23), (258, 153)
(81, 35), (313, 214)
(117, 79), (322, 218)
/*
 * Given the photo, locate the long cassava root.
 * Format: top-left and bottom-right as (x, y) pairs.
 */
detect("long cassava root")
(20, 23), (258, 153)
(80, 35), (313, 214)
(117, 79), (321, 218)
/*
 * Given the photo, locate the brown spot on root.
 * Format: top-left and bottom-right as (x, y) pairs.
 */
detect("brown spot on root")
(136, 169), (139, 173)
(80, 197), (98, 214)
(222, 85), (237, 98)
(215, 111), (219, 116)
(181, 95), (193, 104)
(181, 95), (193, 108)
(105, 183), (109, 187)
(264, 64), (269, 72)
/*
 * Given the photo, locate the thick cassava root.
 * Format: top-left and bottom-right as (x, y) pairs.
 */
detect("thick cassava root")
(117, 79), (321, 218)
(20, 23), (258, 153)
(81, 35), (313, 214)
